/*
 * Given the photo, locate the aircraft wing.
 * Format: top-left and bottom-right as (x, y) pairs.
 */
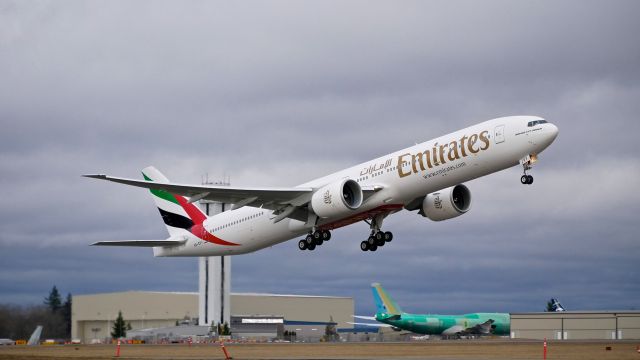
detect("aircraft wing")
(91, 240), (186, 247)
(352, 315), (377, 321)
(443, 319), (495, 336)
(465, 319), (495, 335)
(84, 173), (382, 223)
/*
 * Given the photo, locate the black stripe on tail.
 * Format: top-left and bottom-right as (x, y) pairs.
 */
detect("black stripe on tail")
(158, 208), (194, 230)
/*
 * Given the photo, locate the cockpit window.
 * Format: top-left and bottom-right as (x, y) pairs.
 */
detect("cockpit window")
(527, 120), (548, 127)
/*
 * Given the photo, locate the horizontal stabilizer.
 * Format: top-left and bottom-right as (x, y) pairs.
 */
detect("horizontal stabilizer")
(347, 322), (392, 327)
(91, 240), (186, 247)
(82, 173), (312, 206)
(352, 315), (377, 320)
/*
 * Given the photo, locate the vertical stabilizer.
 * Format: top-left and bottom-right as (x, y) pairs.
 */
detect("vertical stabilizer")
(371, 283), (402, 315)
(550, 298), (565, 312)
(141, 166), (207, 237)
(27, 325), (42, 345)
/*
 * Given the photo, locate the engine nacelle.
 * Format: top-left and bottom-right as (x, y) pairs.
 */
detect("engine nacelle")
(421, 184), (472, 221)
(310, 179), (363, 218)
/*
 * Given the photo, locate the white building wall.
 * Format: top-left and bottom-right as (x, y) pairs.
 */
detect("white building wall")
(72, 291), (354, 343)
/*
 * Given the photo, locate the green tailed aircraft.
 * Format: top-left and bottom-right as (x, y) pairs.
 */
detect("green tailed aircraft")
(354, 283), (510, 337)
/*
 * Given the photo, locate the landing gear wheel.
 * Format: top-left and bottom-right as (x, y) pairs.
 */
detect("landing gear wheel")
(367, 236), (376, 246)
(321, 230), (331, 241)
(360, 241), (369, 251)
(313, 230), (322, 241)
(384, 231), (393, 242)
(314, 237), (323, 246)
(527, 175), (533, 184)
(521, 175), (528, 184)
(375, 232), (384, 241)
(298, 240), (307, 250)
(369, 244), (378, 252)
(305, 234), (314, 246)
(376, 238), (385, 247)
(307, 242), (316, 251)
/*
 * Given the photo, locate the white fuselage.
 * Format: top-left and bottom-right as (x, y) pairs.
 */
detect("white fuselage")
(154, 116), (558, 256)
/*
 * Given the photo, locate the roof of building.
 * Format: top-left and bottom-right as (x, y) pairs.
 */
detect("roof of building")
(74, 291), (351, 299)
(511, 310), (640, 315)
(283, 320), (337, 326)
(235, 292), (351, 299)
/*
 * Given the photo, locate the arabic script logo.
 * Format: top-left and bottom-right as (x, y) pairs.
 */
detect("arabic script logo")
(323, 190), (332, 204)
(434, 195), (442, 209)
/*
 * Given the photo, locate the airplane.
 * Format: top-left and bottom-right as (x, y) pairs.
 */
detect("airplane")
(0, 325), (43, 346)
(84, 115), (558, 256)
(352, 283), (510, 337)
(547, 298), (566, 312)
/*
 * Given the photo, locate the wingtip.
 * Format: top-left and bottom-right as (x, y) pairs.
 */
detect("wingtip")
(82, 174), (107, 179)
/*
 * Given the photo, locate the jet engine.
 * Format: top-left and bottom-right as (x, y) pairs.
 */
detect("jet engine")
(310, 179), (363, 218)
(420, 184), (472, 221)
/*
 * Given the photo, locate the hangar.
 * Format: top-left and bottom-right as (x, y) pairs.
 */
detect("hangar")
(510, 311), (640, 340)
(72, 291), (353, 343)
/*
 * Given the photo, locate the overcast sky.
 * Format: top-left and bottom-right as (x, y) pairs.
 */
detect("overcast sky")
(1, 1), (639, 318)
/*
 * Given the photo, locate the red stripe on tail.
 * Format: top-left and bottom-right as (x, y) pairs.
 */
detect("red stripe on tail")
(174, 194), (239, 246)
(174, 196), (207, 224)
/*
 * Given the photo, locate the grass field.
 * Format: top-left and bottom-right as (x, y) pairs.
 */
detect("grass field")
(0, 340), (639, 359)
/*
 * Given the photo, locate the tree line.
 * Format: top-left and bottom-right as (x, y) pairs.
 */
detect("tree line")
(0, 286), (71, 340)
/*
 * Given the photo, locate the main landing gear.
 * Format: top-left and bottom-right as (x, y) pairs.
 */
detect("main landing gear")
(360, 230), (393, 252)
(360, 213), (393, 252)
(298, 229), (331, 251)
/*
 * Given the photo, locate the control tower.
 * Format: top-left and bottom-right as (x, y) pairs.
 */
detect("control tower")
(197, 176), (231, 327)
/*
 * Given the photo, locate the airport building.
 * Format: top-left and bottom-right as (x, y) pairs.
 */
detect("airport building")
(71, 291), (353, 343)
(510, 311), (640, 340)
(71, 192), (640, 343)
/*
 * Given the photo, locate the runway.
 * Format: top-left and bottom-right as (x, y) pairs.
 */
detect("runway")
(0, 340), (638, 359)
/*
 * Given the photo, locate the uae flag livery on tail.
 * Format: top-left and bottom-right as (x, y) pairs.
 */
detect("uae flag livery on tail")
(142, 166), (239, 246)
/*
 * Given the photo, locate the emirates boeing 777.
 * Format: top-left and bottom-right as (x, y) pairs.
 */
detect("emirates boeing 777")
(84, 115), (558, 256)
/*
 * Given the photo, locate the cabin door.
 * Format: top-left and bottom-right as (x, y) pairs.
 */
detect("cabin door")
(494, 125), (505, 144)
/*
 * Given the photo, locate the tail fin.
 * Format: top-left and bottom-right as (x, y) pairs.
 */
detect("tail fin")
(371, 283), (402, 315)
(27, 325), (42, 346)
(141, 166), (207, 236)
(550, 298), (565, 312)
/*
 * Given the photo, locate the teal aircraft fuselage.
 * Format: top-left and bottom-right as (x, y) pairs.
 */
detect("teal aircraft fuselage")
(375, 311), (510, 336)
(371, 283), (510, 336)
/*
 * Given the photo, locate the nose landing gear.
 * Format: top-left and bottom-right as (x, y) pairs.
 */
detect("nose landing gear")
(520, 154), (537, 185)
(520, 174), (533, 185)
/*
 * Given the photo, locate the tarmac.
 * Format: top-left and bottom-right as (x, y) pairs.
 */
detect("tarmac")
(0, 340), (639, 360)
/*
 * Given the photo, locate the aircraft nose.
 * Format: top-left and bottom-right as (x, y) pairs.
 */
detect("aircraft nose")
(548, 123), (559, 141)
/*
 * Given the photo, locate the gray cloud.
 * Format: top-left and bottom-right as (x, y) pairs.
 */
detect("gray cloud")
(1, 0), (639, 315)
